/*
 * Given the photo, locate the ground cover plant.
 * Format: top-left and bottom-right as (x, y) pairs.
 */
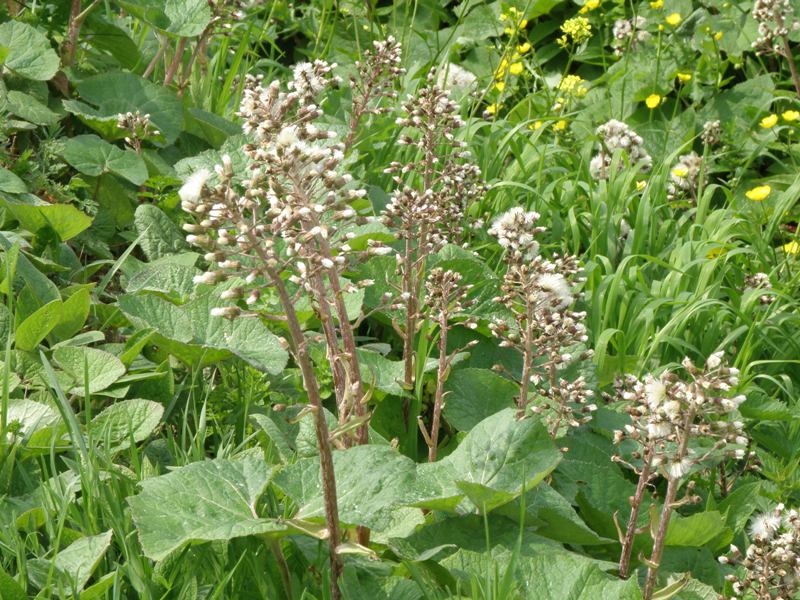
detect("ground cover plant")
(2, 0), (800, 598)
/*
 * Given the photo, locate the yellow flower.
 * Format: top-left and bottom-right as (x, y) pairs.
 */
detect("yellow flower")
(671, 166), (689, 178)
(665, 12), (682, 25)
(636, 180), (647, 191)
(495, 57), (509, 78)
(485, 103), (501, 115)
(783, 110), (800, 122)
(645, 94), (662, 109)
(553, 119), (568, 131)
(650, 0), (663, 7)
(706, 247), (727, 259)
(579, 0), (600, 13)
(784, 240), (800, 254)
(713, 31), (723, 40)
(517, 42), (532, 54)
(676, 72), (692, 82)
(558, 16), (592, 47)
(558, 74), (588, 98)
(529, 120), (545, 130)
(745, 185), (771, 201)
(509, 62), (524, 75)
(658, 24), (665, 31)
(760, 114), (779, 128)
(494, 81), (506, 92)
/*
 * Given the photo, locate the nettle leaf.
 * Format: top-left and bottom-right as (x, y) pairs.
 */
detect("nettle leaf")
(53, 346), (126, 395)
(443, 368), (517, 431)
(128, 456), (283, 561)
(133, 204), (189, 260)
(273, 445), (422, 531)
(89, 398), (164, 450)
(415, 409), (562, 512)
(0, 21), (59, 81)
(27, 531), (112, 596)
(0, 167), (27, 194)
(60, 134), (147, 185)
(63, 72), (183, 143)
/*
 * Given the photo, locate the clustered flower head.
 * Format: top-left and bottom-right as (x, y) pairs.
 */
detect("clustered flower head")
(117, 110), (159, 151)
(702, 119), (723, 145)
(752, 0), (800, 53)
(487, 208), (591, 430)
(437, 64), (478, 92)
(383, 69), (486, 252)
(425, 268), (477, 325)
(180, 61), (385, 320)
(500, 6), (528, 35)
(668, 151), (703, 201)
(720, 504), (800, 599)
(590, 119), (652, 180)
(553, 75), (589, 111)
(487, 207), (545, 260)
(744, 272), (775, 305)
(348, 36), (404, 122)
(558, 16), (593, 47)
(612, 16), (650, 55)
(613, 352), (748, 480)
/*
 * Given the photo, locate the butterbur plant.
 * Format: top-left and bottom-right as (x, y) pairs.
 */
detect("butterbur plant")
(720, 504), (800, 599)
(487, 207), (593, 435)
(382, 70), (485, 402)
(612, 352), (748, 596)
(179, 59), (391, 597)
(589, 119), (652, 181)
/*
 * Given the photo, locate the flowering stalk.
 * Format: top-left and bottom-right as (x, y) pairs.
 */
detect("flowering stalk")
(420, 268), (477, 462)
(487, 208), (593, 432)
(612, 353), (748, 596)
(382, 70), (485, 435)
(752, 0), (800, 96)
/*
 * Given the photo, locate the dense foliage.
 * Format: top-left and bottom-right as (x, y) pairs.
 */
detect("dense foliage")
(1, 1), (800, 599)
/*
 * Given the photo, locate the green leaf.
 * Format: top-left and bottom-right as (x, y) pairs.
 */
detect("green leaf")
(60, 134), (148, 185)
(128, 456), (283, 561)
(443, 368), (517, 431)
(64, 72), (184, 144)
(15, 299), (63, 351)
(511, 549), (643, 599)
(124, 260), (199, 301)
(53, 346), (126, 395)
(89, 398), (163, 450)
(5, 90), (60, 126)
(116, 0), (213, 36)
(51, 288), (92, 341)
(2, 199), (93, 241)
(0, 21), (59, 80)
(0, 565), (26, 600)
(133, 204), (189, 260)
(118, 293), (193, 342)
(6, 399), (60, 440)
(28, 531), (113, 596)
(664, 511), (729, 548)
(274, 445), (422, 531)
(416, 409), (562, 512)
(0, 167), (27, 194)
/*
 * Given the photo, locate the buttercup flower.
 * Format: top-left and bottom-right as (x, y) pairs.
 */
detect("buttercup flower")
(666, 12), (682, 25)
(760, 113), (779, 128)
(746, 184), (771, 201)
(783, 109), (800, 121)
(509, 62), (524, 75)
(579, 0), (600, 13)
(784, 240), (800, 253)
(518, 42), (532, 53)
(650, 0), (663, 7)
(645, 93), (662, 108)
(676, 72), (692, 81)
